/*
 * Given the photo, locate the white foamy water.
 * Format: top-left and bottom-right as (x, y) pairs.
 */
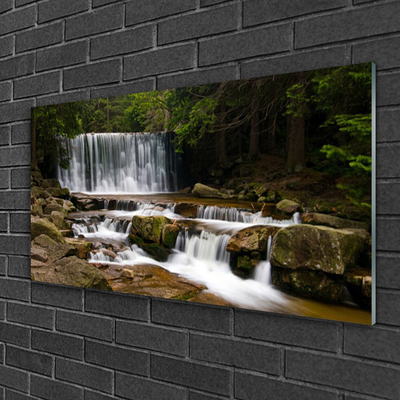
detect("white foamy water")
(253, 235), (273, 286)
(58, 133), (180, 193)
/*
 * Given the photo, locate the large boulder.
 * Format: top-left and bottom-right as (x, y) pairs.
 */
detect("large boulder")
(51, 211), (65, 229)
(31, 256), (112, 291)
(302, 213), (368, 231)
(31, 217), (65, 243)
(132, 215), (171, 244)
(192, 183), (231, 199)
(32, 234), (77, 263)
(271, 267), (346, 303)
(226, 226), (280, 254)
(64, 238), (93, 259)
(276, 199), (301, 214)
(270, 225), (366, 275)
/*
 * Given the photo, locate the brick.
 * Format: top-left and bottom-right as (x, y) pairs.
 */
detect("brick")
(32, 282), (83, 310)
(151, 355), (231, 396)
(91, 25), (153, 60)
(0, 301), (5, 319)
(8, 256), (30, 278)
(126, 0), (197, 26)
(64, 60), (121, 90)
(6, 346), (53, 376)
(0, 82), (11, 102)
(0, 101), (34, 124)
(56, 358), (113, 393)
(244, 0), (346, 27)
(377, 218), (400, 252)
(8, 216), (31, 239)
(377, 182), (400, 215)
(0, 235), (30, 255)
(158, 5), (238, 45)
(0, 37), (13, 59)
(0, 7), (35, 36)
(296, 2), (400, 48)
(354, 36), (400, 71)
(0, 365), (28, 393)
(0, 256), (6, 275)
(152, 299), (231, 334)
(38, 0), (90, 23)
(37, 90), (90, 106)
(93, 0), (119, 7)
(66, 5), (123, 41)
(3, 390), (31, 400)
(345, 325), (400, 363)
(116, 373), (186, 400)
(286, 350), (400, 399)
(10, 213), (30, 233)
(376, 256), (400, 290)
(0, 213), (7, 232)
(353, 0), (374, 3)
(377, 109), (400, 143)
(242, 46), (346, 79)
(116, 321), (186, 356)
(124, 44), (196, 80)
(8, 302), (54, 329)
(235, 372), (337, 400)
(377, 73), (400, 107)
(37, 41), (88, 72)
(85, 340), (149, 375)
(11, 124), (30, 145)
(0, 190), (30, 208)
(158, 65), (237, 90)
(0, 322), (30, 347)
(14, 71), (60, 99)
(16, 0), (36, 5)
(189, 391), (222, 400)
(199, 24), (290, 66)
(376, 289), (400, 326)
(0, 171), (9, 191)
(0, 278), (29, 301)
(201, 0), (227, 6)
(32, 329), (84, 360)
(31, 375), (83, 400)
(57, 310), (113, 341)
(0, 0), (12, 14)
(84, 391), (114, 400)
(91, 79), (155, 99)
(0, 127), (9, 146)
(0, 54), (34, 81)
(190, 334), (280, 374)
(16, 23), (63, 53)
(11, 168), (30, 189)
(377, 145), (400, 178)
(85, 289), (148, 320)
(235, 309), (338, 351)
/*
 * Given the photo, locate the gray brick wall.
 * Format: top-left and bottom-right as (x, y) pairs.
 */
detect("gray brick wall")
(0, 0), (398, 399)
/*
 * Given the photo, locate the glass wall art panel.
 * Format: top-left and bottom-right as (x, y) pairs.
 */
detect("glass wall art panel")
(31, 62), (376, 324)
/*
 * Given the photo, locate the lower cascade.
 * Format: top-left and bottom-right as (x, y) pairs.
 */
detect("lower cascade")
(58, 132), (181, 193)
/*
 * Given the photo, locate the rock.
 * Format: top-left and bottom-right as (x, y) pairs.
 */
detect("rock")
(31, 203), (43, 217)
(271, 267), (346, 303)
(31, 217), (65, 243)
(71, 196), (104, 211)
(302, 213), (368, 230)
(60, 230), (74, 238)
(226, 226), (280, 254)
(162, 224), (180, 249)
(255, 185), (268, 197)
(44, 203), (65, 216)
(100, 249), (117, 259)
(179, 187), (191, 194)
(64, 238), (93, 259)
(174, 203), (198, 218)
(244, 192), (258, 202)
(46, 178), (61, 189)
(32, 234), (57, 248)
(141, 243), (169, 262)
(236, 255), (258, 273)
(31, 256), (112, 291)
(51, 211), (65, 229)
(60, 187), (70, 198)
(31, 186), (47, 199)
(47, 187), (62, 197)
(257, 196), (267, 203)
(344, 268), (372, 307)
(276, 199), (301, 214)
(121, 269), (135, 278)
(192, 183), (221, 198)
(132, 215), (171, 244)
(31, 247), (48, 262)
(270, 225), (366, 275)
(266, 190), (278, 203)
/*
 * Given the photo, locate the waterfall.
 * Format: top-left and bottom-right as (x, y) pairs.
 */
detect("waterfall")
(253, 236), (273, 286)
(58, 132), (180, 193)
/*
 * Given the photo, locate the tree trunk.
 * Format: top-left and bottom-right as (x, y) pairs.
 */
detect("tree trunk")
(266, 102), (277, 153)
(218, 129), (229, 168)
(286, 72), (306, 172)
(248, 83), (260, 159)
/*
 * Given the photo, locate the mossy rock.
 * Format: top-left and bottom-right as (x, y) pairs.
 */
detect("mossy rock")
(128, 234), (144, 246)
(270, 225), (366, 275)
(302, 213), (368, 231)
(276, 199), (301, 214)
(31, 217), (65, 243)
(271, 266), (346, 303)
(141, 243), (169, 262)
(132, 215), (171, 244)
(162, 224), (180, 249)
